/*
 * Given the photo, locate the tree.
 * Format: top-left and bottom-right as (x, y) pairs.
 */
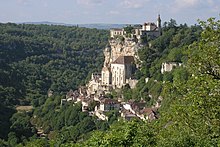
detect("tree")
(84, 120), (156, 147)
(168, 19), (177, 28)
(159, 17), (220, 146)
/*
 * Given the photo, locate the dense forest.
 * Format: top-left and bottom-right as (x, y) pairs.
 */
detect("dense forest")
(0, 23), (109, 146)
(0, 17), (219, 146)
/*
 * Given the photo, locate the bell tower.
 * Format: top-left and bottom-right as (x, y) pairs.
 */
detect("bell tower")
(157, 14), (162, 35)
(157, 14), (161, 28)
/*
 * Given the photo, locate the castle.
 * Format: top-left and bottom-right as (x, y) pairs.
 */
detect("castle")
(110, 15), (161, 41)
(87, 15), (162, 94)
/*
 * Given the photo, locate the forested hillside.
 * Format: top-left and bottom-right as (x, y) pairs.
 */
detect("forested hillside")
(0, 23), (108, 106)
(0, 17), (219, 147)
(0, 23), (109, 146)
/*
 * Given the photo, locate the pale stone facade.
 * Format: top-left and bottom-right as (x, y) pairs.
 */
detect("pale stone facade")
(99, 98), (120, 111)
(101, 66), (111, 85)
(110, 28), (124, 38)
(110, 15), (161, 40)
(111, 56), (134, 88)
(87, 73), (101, 94)
(161, 62), (182, 74)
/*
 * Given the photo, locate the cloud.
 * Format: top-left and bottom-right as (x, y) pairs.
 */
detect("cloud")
(120, 0), (150, 9)
(108, 10), (119, 15)
(77, 0), (104, 5)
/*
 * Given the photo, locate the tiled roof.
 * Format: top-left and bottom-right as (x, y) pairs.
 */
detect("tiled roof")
(143, 22), (157, 26)
(112, 56), (135, 65)
(139, 108), (157, 115)
(101, 98), (119, 104)
(110, 28), (123, 31)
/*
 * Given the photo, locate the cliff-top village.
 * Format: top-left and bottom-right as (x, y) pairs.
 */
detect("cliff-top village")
(60, 15), (181, 121)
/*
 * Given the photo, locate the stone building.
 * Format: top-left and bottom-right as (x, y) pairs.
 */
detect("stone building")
(161, 62), (182, 74)
(111, 56), (135, 88)
(101, 55), (135, 89)
(99, 98), (120, 111)
(87, 73), (102, 94)
(110, 28), (124, 38)
(101, 66), (111, 85)
(110, 15), (161, 40)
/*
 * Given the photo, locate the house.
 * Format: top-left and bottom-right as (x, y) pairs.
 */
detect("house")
(161, 62), (182, 74)
(120, 108), (137, 121)
(137, 108), (158, 121)
(81, 96), (94, 112)
(65, 89), (79, 102)
(110, 28), (125, 38)
(130, 101), (146, 113)
(99, 98), (120, 111)
(79, 86), (87, 96)
(87, 73), (102, 94)
(101, 66), (111, 86)
(122, 100), (146, 115)
(94, 110), (108, 120)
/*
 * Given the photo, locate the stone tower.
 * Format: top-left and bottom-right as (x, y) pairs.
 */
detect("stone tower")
(157, 14), (162, 35)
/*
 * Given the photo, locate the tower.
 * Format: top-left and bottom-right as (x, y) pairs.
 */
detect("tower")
(157, 14), (161, 28)
(157, 14), (162, 35)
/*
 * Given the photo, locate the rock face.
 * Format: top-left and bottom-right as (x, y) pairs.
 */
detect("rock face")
(104, 38), (142, 67)
(100, 37), (141, 89)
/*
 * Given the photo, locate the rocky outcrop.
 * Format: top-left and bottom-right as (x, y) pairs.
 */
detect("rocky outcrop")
(103, 37), (142, 67)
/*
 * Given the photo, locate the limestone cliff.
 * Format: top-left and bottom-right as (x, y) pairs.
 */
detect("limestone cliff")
(103, 37), (142, 67)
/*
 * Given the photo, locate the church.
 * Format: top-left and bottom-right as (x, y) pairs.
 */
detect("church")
(102, 56), (135, 88)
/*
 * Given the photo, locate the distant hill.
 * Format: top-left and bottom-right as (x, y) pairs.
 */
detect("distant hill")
(78, 24), (126, 30)
(18, 21), (126, 30)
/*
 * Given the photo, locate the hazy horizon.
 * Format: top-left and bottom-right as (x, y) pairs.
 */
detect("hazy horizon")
(0, 0), (219, 25)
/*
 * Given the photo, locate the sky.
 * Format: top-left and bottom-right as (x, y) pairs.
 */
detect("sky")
(0, 0), (219, 25)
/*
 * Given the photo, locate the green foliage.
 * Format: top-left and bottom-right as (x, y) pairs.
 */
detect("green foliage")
(158, 17), (220, 146)
(124, 25), (134, 34)
(24, 138), (49, 147)
(0, 23), (108, 106)
(0, 105), (15, 140)
(0, 23), (108, 144)
(10, 112), (36, 143)
(0, 138), (7, 147)
(84, 120), (156, 147)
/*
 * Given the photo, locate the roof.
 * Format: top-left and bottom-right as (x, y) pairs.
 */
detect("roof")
(110, 28), (123, 31)
(133, 24), (142, 29)
(101, 98), (119, 104)
(131, 102), (146, 111)
(139, 108), (157, 115)
(112, 56), (135, 65)
(143, 22), (157, 26)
